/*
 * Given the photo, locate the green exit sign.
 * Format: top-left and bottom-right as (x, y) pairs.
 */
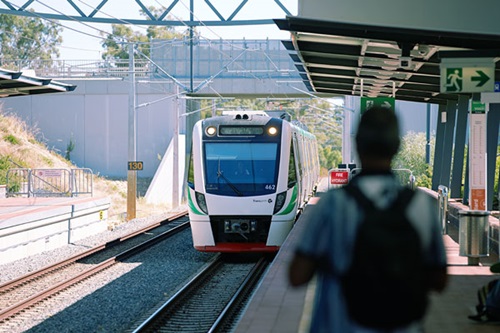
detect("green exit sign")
(471, 101), (486, 114)
(360, 97), (395, 113)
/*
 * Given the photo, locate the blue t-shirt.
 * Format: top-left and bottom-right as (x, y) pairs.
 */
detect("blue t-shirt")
(295, 174), (447, 333)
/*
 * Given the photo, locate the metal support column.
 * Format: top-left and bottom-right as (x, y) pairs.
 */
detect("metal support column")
(181, 98), (199, 203)
(432, 100), (458, 190)
(127, 43), (137, 220)
(432, 104), (445, 191)
(487, 103), (500, 210)
(173, 88), (180, 208)
(450, 95), (469, 198)
(426, 103), (431, 164)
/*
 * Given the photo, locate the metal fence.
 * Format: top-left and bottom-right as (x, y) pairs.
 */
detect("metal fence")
(0, 59), (150, 79)
(350, 168), (416, 189)
(6, 168), (93, 197)
(0, 40), (299, 80)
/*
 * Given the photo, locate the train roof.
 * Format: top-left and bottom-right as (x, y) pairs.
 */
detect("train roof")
(203, 112), (276, 126)
(221, 110), (291, 121)
(202, 110), (310, 132)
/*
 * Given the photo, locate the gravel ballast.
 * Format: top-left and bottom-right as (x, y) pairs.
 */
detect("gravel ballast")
(0, 207), (216, 333)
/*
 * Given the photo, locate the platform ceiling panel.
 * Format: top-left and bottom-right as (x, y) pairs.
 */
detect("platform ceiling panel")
(298, 0), (500, 36)
(275, 16), (500, 104)
(0, 69), (76, 98)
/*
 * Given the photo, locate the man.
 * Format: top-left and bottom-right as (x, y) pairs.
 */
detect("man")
(288, 107), (447, 332)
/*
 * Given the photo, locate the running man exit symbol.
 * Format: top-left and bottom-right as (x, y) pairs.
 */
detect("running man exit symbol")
(441, 59), (494, 93)
(446, 68), (462, 92)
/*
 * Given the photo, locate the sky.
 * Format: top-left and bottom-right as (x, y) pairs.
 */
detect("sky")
(2, 0), (297, 60)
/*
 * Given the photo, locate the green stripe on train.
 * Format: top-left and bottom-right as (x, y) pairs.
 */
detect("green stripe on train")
(277, 186), (297, 215)
(187, 189), (205, 215)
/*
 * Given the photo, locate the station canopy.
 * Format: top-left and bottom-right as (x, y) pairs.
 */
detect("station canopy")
(0, 68), (75, 98)
(275, 17), (500, 105)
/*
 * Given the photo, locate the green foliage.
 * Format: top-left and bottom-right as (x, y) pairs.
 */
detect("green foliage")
(0, 156), (10, 185)
(4, 134), (20, 145)
(100, 7), (185, 60)
(319, 146), (342, 174)
(42, 156), (54, 167)
(192, 99), (438, 187)
(207, 97), (344, 174)
(0, 13), (62, 68)
(65, 136), (75, 161)
(492, 147), (500, 210)
(392, 132), (434, 188)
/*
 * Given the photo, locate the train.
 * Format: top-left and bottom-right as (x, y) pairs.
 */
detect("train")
(186, 110), (320, 252)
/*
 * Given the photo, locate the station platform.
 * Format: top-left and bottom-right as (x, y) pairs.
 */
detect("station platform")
(235, 191), (500, 333)
(0, 196), (110, 264)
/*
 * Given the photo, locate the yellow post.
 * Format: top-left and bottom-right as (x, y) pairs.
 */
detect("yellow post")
(127, 170), (136, 220)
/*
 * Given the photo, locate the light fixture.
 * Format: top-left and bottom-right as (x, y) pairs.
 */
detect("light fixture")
(206, 126), (216, 136)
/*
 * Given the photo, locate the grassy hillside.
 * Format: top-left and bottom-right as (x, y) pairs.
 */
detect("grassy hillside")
(0, 110), (167, 228)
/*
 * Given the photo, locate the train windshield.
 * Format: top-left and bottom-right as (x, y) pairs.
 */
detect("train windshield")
(204, 142), (279, 196)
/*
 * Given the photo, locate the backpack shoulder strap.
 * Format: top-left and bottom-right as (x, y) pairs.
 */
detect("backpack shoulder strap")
(344, 183), (415, 213)
(343, 183), (376, 211)
(392, 187), (415, 212)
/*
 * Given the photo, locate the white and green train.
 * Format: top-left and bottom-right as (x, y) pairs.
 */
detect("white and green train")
(187, 111), (320, 252)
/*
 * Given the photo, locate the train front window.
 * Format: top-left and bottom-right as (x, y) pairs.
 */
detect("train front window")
(204, 143), (278, 196)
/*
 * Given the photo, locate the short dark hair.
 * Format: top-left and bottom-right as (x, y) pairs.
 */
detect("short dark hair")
(355, 107), (400, 159)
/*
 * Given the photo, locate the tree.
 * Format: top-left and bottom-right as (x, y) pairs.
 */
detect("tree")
(392, 131), (434, 188)
(100, 7), (185, 60)
(208, 97), (344, 175)
(0, 13), (62, 69)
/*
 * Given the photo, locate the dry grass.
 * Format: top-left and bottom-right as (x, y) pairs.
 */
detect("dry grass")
(0, 109), (173, 229)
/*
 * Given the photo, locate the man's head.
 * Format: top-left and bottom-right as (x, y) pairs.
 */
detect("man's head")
(355, 107), (400, 164)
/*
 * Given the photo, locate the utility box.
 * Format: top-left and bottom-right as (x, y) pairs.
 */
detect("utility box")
(458, 210), (490, 264)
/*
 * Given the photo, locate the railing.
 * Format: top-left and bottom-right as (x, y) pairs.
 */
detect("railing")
(350, 168), (416, 189)
(0, 59), (151, 79)
(438, 185), (449, 235)
(6, 168), (93, 197)
(0, 40), (298, 80)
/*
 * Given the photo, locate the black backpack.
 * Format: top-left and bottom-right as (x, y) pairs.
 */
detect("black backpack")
(341, 184), (428, 329)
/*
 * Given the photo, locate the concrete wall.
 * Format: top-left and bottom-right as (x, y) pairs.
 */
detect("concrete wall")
(298, 0), (500, 35)
(0, 79), (184, 178)
(0, 197), (110, 265)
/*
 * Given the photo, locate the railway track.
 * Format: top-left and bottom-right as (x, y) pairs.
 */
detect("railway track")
(0, 211), (189, 323)
(131, 253), (273, 333)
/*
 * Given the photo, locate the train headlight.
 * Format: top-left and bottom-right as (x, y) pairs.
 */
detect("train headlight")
(205, 126), (217, 136)
(273, 191), (287, 214)
(195, 192), (208, 214)
(267, 126), (278, 136)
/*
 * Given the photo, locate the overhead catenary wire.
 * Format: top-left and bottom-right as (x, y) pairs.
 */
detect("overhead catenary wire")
(4, 0), (303, 102)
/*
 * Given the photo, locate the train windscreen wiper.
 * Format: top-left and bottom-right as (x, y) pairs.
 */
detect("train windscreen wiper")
(217, 159), (243, 196)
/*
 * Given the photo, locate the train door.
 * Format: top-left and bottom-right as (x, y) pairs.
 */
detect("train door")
(292, 132), (303, 206)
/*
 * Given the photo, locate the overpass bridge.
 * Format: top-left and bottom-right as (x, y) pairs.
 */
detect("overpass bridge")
(1, 0), (499, 213)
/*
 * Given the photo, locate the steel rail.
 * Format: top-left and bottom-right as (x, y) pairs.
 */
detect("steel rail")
(0, 210), (187, 293)
(0, 212), (189, 322)
(208, 256), (270, 332)
(132, 255), (271, 333)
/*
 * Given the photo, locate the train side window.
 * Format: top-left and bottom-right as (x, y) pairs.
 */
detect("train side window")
(288, 145), (297, 188)
(293, 133), (303, 177)
(187, 150), (194, 188)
